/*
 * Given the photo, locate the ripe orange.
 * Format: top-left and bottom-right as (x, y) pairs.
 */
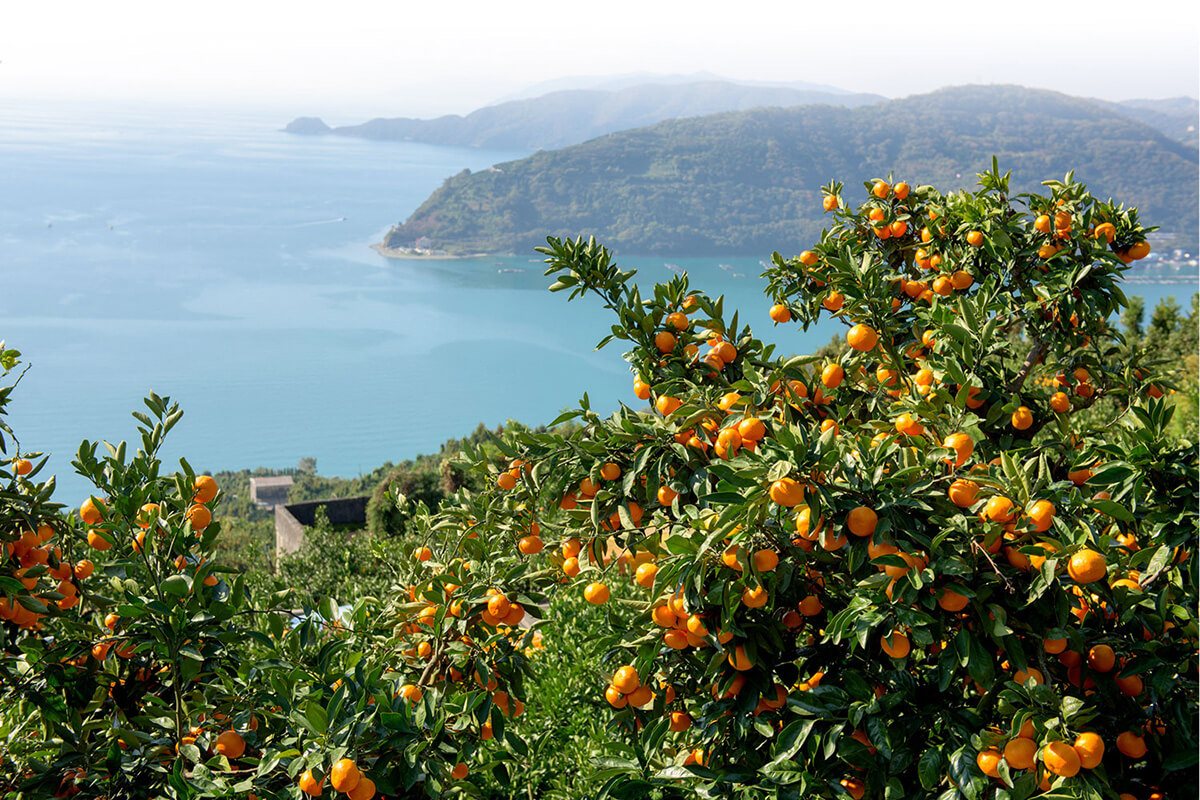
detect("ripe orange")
(846, 506), (877, 537)
(1087, 644), (1115, 672)
(769, 303), (792, 323)
(880, 631), (910, 658)
(741, 585), (768, 608)
(1067, 549), (1106, 583)
(399, 684), (423, 702)
(497, 471), (517, 490)
(414, 546), (433, 562)
(87, 530), (112, 551)
(943, 432), (974, 467)
(752, 549), (779, 572)
(655, 395), (682, 416)
(654, 331), (676, 353)
(728, 644), (754, 671)
(348, 778), (376, 800)
(1042, 741), (1081, 777)
(894, 413), (924, 437)
(669, 710), (692, 732)
(1011, 406), (1034, 430)
(948, 479), (979, 508)
(847, 324), (879, 352)
(1115, 673), (1144, 696)
(984, 496), (1016, 523)
(518, 535), (544, 555)
(80, 498), (104, 525)
(1116, 731), (1147, 758)
(1050, 391), (1070, 413)
(769, 478), (805, 507)
(1073, 732), (1104, 769)
(185, 504), (212, 530)
(633, 377), (651, 400)
(893, 182), (910, 200)
(451, 763), (469, 780)
(841, 777), (866, 800)
(966, 230), (984, 247)
(213, 731), (245, 759)
(634, 562), (658, 587)
(299, 769), (324, 796)
(1028, 500), (1055, 532)
(821, 362), (845, 389)
(1004, 737), (1036, 769)
(798, 595), (823, 616)
(612, 665), (640, 694)
(872, 180), (890, 198)
(583, 582), (610, 604)
(936, 586), (969, 612)
(193, 475), (219, 503)
(976, 748), (1003, 778)
(74, 559), (95, 579)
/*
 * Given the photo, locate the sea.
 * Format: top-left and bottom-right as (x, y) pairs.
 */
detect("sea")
(0, 102), (1192, 503)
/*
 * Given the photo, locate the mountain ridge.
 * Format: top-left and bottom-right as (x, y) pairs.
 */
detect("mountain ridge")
(380, 85), (1198, 257)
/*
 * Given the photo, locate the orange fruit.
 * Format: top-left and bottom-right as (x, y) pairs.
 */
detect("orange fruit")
(329, 759), (361, 793)
(1115, 673), (1144, 696)
(822, 362), (845, 389)
(213, 731), (245, 759)
(1042, 741), (1081, 777)
(753, 549), (779, 572)
(841, 778), (866, 800)
(769, 303), (792, 323)
(741, 585), (768, 608)
(612, 665), (640, 694)
(451, 763), (469, 780)
(976, 748), (1003, 778)
(727, 644), (753, 671)
(943, 433), (974, 467)
(634, 562), (658, 587)
(1028, 500), (1055, 532)
(74, 559), (95, 579)
(299, 769), (324, 796)
(185, 504), (212, 530)
(798, 595), (823, 616)
(655, 395), (682, 416)
(966, 230), (984, 247)
(1004, 737), (1036, 769)
(414, 546), (433, 561)
(669, 711), (692, 732)
(1011, 406), (1034, 430)
(984, 496), (1016, 523)
(893, 182), (910, 200)
(948, 479), (979, 508)
(872, 180), (890, 198)
(936, 586), (969, 612)
(1116, 731), (1147, 758)
(847, 324), (879, 352)
(193, 475), (219, 503)
(80, 498), (105, 525)
(399, 684), (423, 702)
(497, 471), (517, 490)
(633, 377), (651, 400)
(1050, 391), (1070, 413)
(1067, 549), (1106, 583)
(348, 778), (376, 800)
(87, 530), (112, 551)
(1087, 644), (1115, 672)
(769, 478), (805, 507)
(846, 506), (877, 537)
(1043, 637), (1067, 654)
(880, 631), (910, 658)
(583, 582), (610, 604)
(654, 331), (676, 353)
(894, 413), (924, 437)
(1073, 732), (1104, 768)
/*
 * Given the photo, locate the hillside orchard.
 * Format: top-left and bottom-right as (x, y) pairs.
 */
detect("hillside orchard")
(1, 163), (1196, 800)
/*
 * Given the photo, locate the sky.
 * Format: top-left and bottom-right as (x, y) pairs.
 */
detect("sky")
(2, 0), (1198, 119)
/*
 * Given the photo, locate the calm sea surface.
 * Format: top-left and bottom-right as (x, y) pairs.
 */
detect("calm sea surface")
(0, 102), (1189, 502)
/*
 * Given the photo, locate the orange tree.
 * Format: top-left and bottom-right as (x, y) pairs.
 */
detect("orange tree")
(2, 161), (1197, 800)
(397, 163), (1196, 799)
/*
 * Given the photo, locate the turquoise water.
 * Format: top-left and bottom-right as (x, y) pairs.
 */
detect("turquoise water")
(0, 103), (1190, 503)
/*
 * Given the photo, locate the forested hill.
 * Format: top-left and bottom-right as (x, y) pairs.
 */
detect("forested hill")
(284, 80), (883, 151)
(381, 85), (1199, 257)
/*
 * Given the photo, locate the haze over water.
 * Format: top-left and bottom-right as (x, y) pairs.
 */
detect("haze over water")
(1, 102), (1188, 503)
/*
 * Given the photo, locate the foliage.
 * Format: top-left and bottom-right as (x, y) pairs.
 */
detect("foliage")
(2, 162), (1196, 800)
(384, 86), (1199, 256)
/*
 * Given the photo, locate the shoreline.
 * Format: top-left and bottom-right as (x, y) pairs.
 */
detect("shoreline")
(371, 242), (491, 260)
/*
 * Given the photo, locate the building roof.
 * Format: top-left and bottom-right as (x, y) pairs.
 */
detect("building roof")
(250, 476), (295, 488)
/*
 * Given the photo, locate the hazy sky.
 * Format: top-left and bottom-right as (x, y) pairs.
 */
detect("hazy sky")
(3, 0), (1198, 119)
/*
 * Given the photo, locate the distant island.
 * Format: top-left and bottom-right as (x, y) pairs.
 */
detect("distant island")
(283, 79), (885, 152)
(376, 85), (1199, 258)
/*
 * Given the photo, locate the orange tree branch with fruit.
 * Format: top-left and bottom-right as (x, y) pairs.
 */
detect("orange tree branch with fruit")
(2, 161), (1197, 800)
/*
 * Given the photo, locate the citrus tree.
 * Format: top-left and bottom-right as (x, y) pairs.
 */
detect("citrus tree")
(394, 163), (1196, 799)
(2, 161), (1196, 800)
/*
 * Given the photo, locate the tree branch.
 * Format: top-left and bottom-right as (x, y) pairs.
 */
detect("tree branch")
(1008, 339), (1046, 395)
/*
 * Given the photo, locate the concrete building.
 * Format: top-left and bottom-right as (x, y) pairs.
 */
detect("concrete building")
(274, 495), (370, 565)
(249, 476), (294, 508)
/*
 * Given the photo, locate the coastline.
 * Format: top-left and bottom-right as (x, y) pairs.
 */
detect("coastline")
(371, 242), (490, 260)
